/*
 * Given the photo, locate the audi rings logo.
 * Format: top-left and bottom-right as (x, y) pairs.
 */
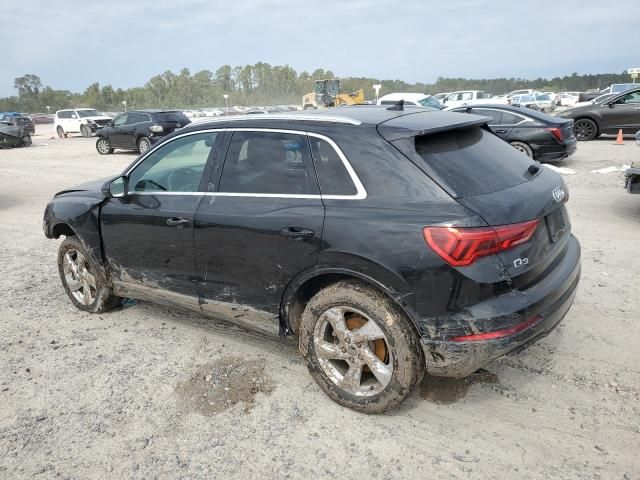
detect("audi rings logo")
(552, 186), (565, 203)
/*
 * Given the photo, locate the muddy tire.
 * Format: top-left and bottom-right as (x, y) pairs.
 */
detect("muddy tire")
(57, 237), (121, 313)
(510, 141), (534, 158)
(56, 126), (65, 138)
(96, 138), (114, 155)
(299, 280), (424, 413)
(80, 124), (91, 138)
(22, 135), (32, 147)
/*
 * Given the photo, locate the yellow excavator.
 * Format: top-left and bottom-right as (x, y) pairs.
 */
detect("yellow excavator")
(302, 79), (365, 109)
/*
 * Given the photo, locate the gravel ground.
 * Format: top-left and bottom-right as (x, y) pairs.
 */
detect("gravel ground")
(1, 125), (639, 479)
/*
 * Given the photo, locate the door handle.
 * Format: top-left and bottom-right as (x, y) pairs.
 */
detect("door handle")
(280, 227), (315, 239)
(166, 217), (191, 227)
(494, 129), (508, 134)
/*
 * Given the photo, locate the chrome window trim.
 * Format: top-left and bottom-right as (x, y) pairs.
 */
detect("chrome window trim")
(124, 127), (367, 200)
(470, 108), (532, 127)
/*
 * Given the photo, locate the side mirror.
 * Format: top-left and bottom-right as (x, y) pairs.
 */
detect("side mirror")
(102, 175), (128, 198)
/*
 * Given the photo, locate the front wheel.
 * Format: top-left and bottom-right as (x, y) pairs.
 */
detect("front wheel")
(80, 124), (91, 137)
(96, 138), (114, 155)
(510, 141), (534, 158)
(574, 118), (597, 141)
(298, 281), (424, 413)
(56, 126), (65, 138)
(137, 136), (151, 154)
(57, 237), (122, 313)
(22, 135), (32, 147)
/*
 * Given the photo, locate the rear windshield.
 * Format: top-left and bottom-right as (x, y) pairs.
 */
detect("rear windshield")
(156, 112), (189, 123)
(409, 127), (532, 198)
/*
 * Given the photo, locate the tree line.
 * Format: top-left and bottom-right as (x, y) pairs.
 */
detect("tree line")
(1, 64), (634, 113)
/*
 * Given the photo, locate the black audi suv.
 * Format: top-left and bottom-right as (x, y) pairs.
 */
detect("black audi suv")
(449, 104), (576, 161)
(95, 109), (190, 155)
(43, 106), (581, 412)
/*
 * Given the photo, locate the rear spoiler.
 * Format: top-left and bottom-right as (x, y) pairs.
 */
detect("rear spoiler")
(377, 111), (491, 141)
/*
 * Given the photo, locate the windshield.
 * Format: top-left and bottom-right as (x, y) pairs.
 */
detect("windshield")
(536, 94), (551, 101)
(418, 96), (443, 109)
(77, 109), (101, 118)
(611, 83), (636, 93)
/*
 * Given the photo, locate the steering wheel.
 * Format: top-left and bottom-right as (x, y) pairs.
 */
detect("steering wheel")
(166, 167), (200, 191)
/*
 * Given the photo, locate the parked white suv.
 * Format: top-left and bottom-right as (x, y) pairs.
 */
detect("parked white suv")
(54, 108), (112, 138)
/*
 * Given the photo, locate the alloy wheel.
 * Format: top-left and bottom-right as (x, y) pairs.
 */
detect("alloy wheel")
(138, 138), (151, 154)
(312, 306), (393, 397)
(574, 120), (595, 141)
(97, 139), (110, 154)
(62, 249), (97, 305)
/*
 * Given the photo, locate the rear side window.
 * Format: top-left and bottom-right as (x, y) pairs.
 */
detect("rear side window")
(411, 127), (532, 197)
(218, 131), (315, 195)
(309, 137), (357, 196)
(471, 109), (502, 125)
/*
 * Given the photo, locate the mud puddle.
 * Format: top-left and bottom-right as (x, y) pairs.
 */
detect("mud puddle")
(420, 369), (499, 404)
(176, 356), (273, 415)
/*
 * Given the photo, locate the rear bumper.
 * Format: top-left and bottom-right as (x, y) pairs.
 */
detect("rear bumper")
(422, 235), (581, 377)
(536, 138), (577, 162)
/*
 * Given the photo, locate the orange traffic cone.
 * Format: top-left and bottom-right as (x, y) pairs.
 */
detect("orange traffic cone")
(615, 129), (624, 145)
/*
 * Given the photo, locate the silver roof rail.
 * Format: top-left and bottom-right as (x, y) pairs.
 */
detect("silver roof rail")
(185, 113), (362, 127)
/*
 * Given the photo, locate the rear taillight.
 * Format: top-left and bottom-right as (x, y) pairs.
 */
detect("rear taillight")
(422, 220), (539, 267)
(450, 315), (543, 342)
(149, 125), (163, 133)
(547, 127), (563, 142)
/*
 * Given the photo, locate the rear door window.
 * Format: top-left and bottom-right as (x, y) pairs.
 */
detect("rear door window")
(407, 127), (532, 198)
(218, 131), (317, 195)
(471, 108), (502, 125)
(308, 137), (357, 196)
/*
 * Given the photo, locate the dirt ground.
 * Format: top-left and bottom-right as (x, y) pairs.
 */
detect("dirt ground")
(1, 124), (639, 479)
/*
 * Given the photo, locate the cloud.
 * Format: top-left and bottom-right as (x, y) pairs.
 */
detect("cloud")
(1, 0), (637, 96)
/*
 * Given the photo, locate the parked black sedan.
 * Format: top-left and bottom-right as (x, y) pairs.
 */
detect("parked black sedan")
(450, 104), (576, 161)
(95, 109), (190, 155)
(557, 87), (640, 141)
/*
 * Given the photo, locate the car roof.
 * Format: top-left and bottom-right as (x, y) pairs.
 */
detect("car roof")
(450, 104), (568, 124)
(183, 105), (490, 141)
(129, 109), (183, 113)
(378, 93), (429, 102)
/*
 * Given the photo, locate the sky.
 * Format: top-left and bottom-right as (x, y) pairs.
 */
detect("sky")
(0, 0), (638, 97)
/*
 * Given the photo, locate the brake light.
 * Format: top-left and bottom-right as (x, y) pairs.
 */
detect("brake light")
(450, 315), (543, 342)
(422, 220), (539, 267)
(547, 127), (563, 142)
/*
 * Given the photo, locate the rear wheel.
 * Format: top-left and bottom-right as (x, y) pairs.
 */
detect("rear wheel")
(56, 126), (65, 138)
(574, 118), (597, 141)
(80, 125), (91, 138)
(96, 138), (114, 155)
(510, 141), (534, 158)
(57, 237), (121, 313)
(298, 280), (424, 413)
(137, 137), (151, 154)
